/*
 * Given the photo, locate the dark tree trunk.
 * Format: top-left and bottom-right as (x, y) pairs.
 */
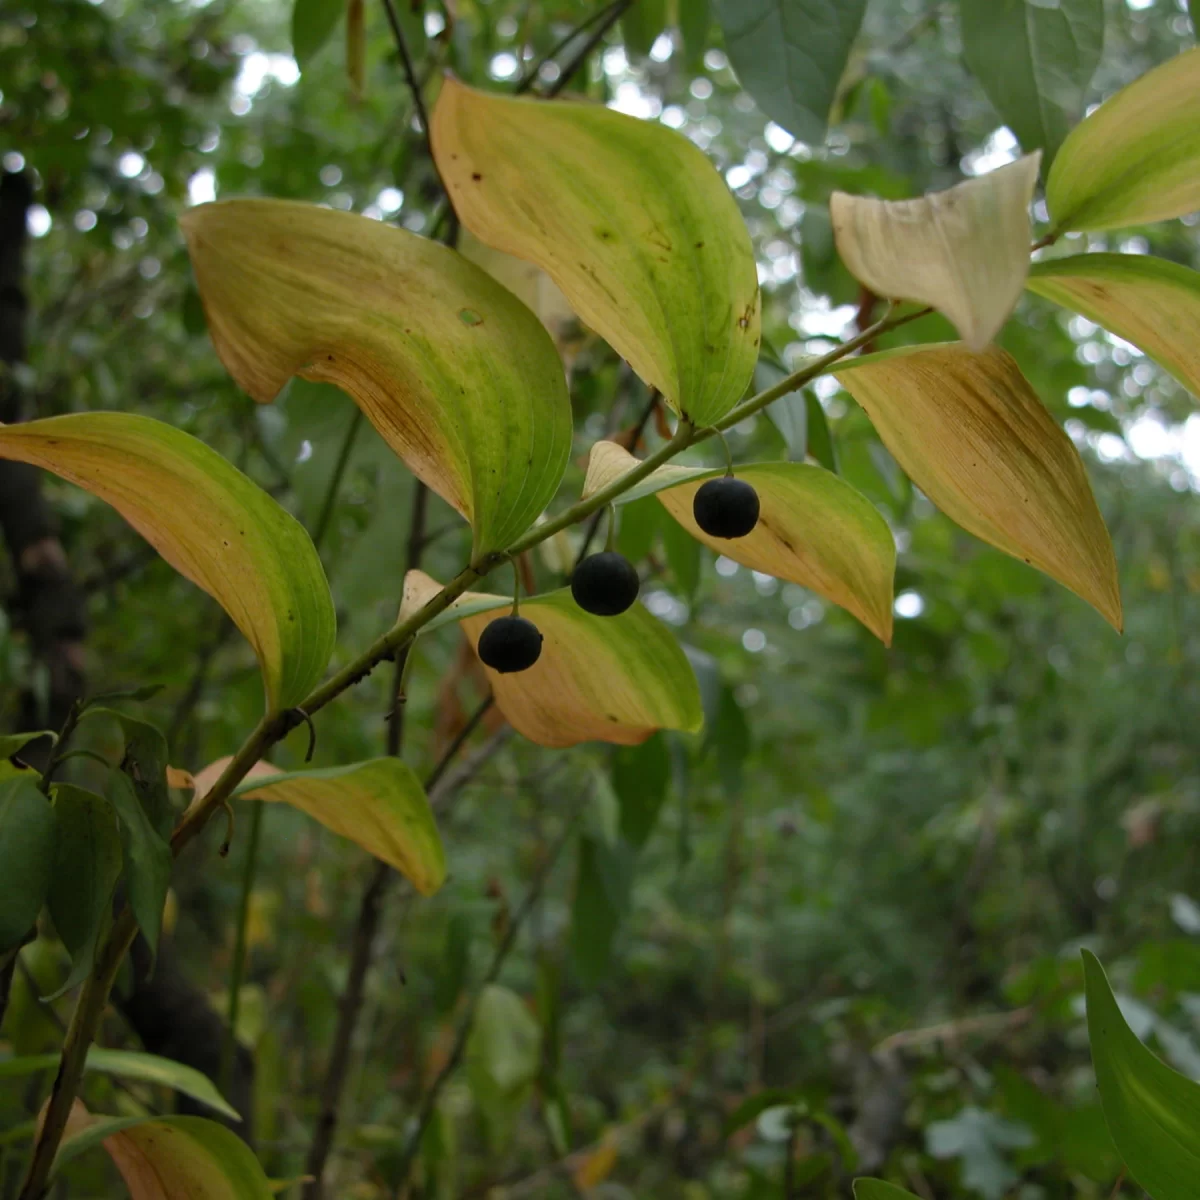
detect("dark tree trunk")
(0, 171), (254, 1140)
(0, 171), (87, 754)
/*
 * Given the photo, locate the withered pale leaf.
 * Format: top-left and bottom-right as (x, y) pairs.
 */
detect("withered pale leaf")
(831, 155), (1040, 350)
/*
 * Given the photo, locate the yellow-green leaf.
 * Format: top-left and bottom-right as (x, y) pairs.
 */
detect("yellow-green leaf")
(853, 1182), (921, 1200)
(55, 1112), (272, 1197)
(1083, 950), (1200, 1199)
(831, 155), (1040, 350)
(195, 757), (445, 895)
(1047, 47), (1200, 232)
(430, 78), (760, 426)
(835, 343), (1121, 629)
(402, 571), (703, 748)
(0, 1049), (240, 1122)
(0, 413), (334, 712)
(1027, 252), (1200, 399)
(181, 199), (571, 555)
(583, 442), (895, 643)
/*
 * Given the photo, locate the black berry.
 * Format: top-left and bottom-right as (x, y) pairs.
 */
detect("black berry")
(571, 551), (640, 616)
(477, 614), (543, 673)
(693, 476), (760, 539)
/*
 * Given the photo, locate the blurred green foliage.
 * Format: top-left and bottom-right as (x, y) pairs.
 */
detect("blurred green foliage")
(3, 0), (1200, 1196)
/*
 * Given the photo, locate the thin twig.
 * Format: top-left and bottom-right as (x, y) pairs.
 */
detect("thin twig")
(574, 389), (660, 567)
(380, 0), (457, 240)
(310, 409), (365, 550)
(20, 295), (937, 1198)
(543, 0), (633, 98)
(514, 0), (623, 95)
(301, 697), (499, 1199)
(390, 816), (577, 1190)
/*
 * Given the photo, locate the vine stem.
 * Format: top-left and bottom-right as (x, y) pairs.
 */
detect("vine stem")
(17, 301), (921, 1199)
(389, 813), (577, 1190)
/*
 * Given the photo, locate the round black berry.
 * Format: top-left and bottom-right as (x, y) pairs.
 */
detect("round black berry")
(692, 476), (760, 539)
(571, 551), (640, 616)
(477, 614), (543, 674)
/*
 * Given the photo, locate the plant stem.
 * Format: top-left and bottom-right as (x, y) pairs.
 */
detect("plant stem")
(18, 906), (137, 1199)
(543, 0), (633, 98)
(514, 0), (625, 95)
(19, 296), (934, 1193)
(302, 698), (495, 1200)
(219, 798), (264, 1096)
(310, 408), (364, 550)
(390, 816), (575, 1191)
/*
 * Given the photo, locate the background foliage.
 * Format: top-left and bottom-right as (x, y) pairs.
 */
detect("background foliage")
(4, 0), (1200, 1196)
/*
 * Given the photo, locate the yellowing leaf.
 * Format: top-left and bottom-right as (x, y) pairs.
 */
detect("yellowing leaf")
(55, 1112), (272, 1198)
(1047, 48), (1200, 232)
(835, 344), (1120, 628)
(831, 155), (1040, 350)
(181, 200), (571, 555)
(573, 1137), (619, 1191)
(457, 230), (581, 363)
(1, 1049), (240, 1121)
(583, 442), (895, 643)
(197, 756), (445, 894)
(1027, 253), (1200, 399)
(0, 414), (334, 712)
(431, 78), (760, 426)
(402, 571), (703, 748)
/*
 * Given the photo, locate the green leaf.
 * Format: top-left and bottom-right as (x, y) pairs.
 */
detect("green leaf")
(466, 985), (542, 1152)
(926, 1106), (1034, 1200)
(292, 0), (344, 68)
(0, 1048), (239, 1121)
(0, 731), (55, 761)
(0, 413), (335, 713)
(228, 758), (445, 896)
(46, 785), (122, 993)
(431, 80), (760, 427)
(1027, 253), (1200, 400)
(660, 514), (701, 600)
(88, 710), (173, 839)
(831, 155), (1041, 350)
(584, 443), (896, 643)
(612, 734), (671, 849)
(1047, 47), (1200, 232)
(571, 835), (633, 987)
(715, 0), (868, 144)
(434, 912), (472, 1014)
(805, 392), (838, 472)
(835, 344), (1121, 630)
(106, 769), (172, 961)
(853, 1182), (922, 1200)
(1083, 949), (1200, 1199)
(54, 1113), (271, 1195)
(709, 686), (751, 799)
(724, 1089), (802, 1137)
(679, 0), (712, 68)
(182, 200), (571, 556)
(959, 0), (1104, 168)
(622, 0), (667, 58)
(0, 778), (55, 952)
(403, 571), (704, 748)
